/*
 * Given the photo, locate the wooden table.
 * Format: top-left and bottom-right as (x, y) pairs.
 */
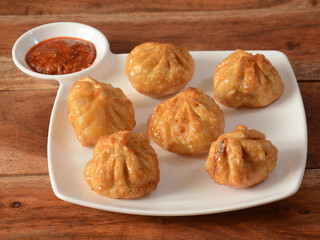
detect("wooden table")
(1, 1), (319, 239)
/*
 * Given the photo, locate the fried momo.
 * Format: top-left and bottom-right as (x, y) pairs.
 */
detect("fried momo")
(206, 125), (278, 188)
(148, 87), (225, 156)
(125, 42), (195, 98)
(214, 49), (284, 108)
(84, 131), (160, 199)
(67, 76), (136, 146)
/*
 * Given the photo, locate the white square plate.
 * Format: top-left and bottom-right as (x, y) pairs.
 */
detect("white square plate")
(48, 51), (307, 216)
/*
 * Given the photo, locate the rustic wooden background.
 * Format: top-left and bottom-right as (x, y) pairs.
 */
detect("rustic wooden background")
(1, 0), (319, 239)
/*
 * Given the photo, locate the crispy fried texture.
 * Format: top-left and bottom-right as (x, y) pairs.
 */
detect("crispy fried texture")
(67, 76), (136, 146)
(125, 42), (195, 98)
(148, 87), (225, 156)
(214, 49), (284, 108)
(206, 125), (278, 188)
(84, 131), (160, 199)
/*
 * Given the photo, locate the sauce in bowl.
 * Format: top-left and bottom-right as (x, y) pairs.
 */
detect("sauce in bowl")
(25, 37), (96, 75)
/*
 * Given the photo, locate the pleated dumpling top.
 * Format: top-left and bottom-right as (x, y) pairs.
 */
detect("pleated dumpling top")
(148, 87), (225, 156)
(214, 49), (284, 108)
(84, 131), (160, 199)
(125, 42), (195, 98)
(67, 77), (136, 146)
(206, 125), (278, 188)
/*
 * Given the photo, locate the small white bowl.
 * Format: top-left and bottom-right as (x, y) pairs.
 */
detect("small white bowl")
(12, 22), (113, 83)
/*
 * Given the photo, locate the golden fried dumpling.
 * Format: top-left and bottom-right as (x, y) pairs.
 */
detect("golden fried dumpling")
(206, 125), (278, 188)
(67, 76), (136, 146)
(84, 131), (160, 199)
(148, 87), (225, 156)
(213, 49), (284, 108)
(125, 42), (195, 98)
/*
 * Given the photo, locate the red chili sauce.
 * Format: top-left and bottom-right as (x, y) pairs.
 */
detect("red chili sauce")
(25, 37), (96, 75)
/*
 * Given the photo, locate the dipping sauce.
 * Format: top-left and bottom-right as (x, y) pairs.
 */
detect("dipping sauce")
(25, 37), (96, 75)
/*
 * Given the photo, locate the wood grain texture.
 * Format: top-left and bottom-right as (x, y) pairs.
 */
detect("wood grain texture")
(1, 0), (319, 15)
(1, 169), (319, 239)
(300, 81), (320, 169)
(0, 89), (56, 176)
(0, 82), (318, 177)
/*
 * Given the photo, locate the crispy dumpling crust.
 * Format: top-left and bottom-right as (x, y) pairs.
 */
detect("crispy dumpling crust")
(148, 87), (225, 156)
(125, 42), (195, 98)
(206, 125), (278, 188)
(84, 131), (160, 199)
(214, 49), (284, 108)
(67, 76), (136, 146)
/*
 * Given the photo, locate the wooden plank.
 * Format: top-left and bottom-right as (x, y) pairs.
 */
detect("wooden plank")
(1, 169), (319, 239)
(0, 0), (318, 15)
(2, 8), (320, 81)
(300, 81), (320, 169)
(0, 82), (319, 176)
(0, 89), (56, 176)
